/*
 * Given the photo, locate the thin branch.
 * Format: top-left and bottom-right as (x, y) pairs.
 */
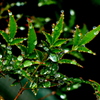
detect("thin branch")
(14, 82), (28, 100)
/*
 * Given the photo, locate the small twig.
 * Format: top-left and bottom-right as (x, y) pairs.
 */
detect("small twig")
(14, 82), (28, 100)
(38, 91), (56, 100)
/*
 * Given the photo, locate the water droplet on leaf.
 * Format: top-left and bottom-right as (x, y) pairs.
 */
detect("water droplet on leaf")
(0, 54), (2, 59)
(60, 94), (66, 99)
(17, 55), (23, 61)
(94, 31), (98, 35)
(49, 53), (58, 62)
(70, 9), (75, 16)
(23, 60), (32, 67)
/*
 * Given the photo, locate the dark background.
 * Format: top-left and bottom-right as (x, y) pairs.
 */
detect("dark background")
(0, 0), (100, 100)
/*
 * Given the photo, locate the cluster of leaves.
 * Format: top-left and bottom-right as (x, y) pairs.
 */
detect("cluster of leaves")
(0, 9), (100, 100)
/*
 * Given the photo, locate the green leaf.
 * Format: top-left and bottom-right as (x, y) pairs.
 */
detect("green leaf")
(69, 51), (84, 61)
(53, 39), (68, 47)
(27, 19), (37, 54)
(81, 24), (88, 37)
(10, 38), (27, 45)
(77, 46), (96, 55)
(58, 59), (83, 67)
(8, 10), (17, 39)
(17, 44), (27, 55)
(0, 30), (9, 42)
(35, 50), (44, 61)
(78, 25), (100, 46)
(52, 12), (64, 44)
(51, 48), (62, 53)
(73, 25), (81, 46)
(43, 81), (51, 88)
(43, 31), (52, 45)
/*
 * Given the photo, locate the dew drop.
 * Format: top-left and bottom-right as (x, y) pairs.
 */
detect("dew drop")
(67, 87), (71, 91)
(16, 14), (21, 18)
(43, 47), (49, 51)
(34, 41), (37, 45)
(61, 10), (64, 13)
(8, 12), (12, 15)
(73, 83), (81, 89)
(63, 49), (69, 53)
(49, 53), (58, 62)
(16, 2), (21, 6)
(17, 55), (23, 61)
(92, 26), (96, 29)
(54, 73), (61, 78)
(60, 94), (66, 99)
(0, 54), (2, 59)
(94, 31), (98, 35)
(45, 17), (50, 22)
(38, 2), (43, 7)
(23, 60), (32, 67)
(7, 50), (12, 54)
(64, 27), (68, 31)
(7, 46), (12, 50)
(70, 9), (75, 16)
(19, 26), (25, 30)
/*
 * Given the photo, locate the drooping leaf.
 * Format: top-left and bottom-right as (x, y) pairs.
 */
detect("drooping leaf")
(78, 25), (100, 46)
(8, 10), (17, 39)
(27, 19), (37, 54)
(77, 46), (96, 55)
(0, 30), (9, 42)
(52, 12), (64, 44)
(10, 38), (27, 45)
(17, 44), (27, 55)
(69, 51), (84, 61)
(53, 39), (68, 47)
(58, 59), (83, 67)
(73, 25), (81, 46)
(35, 49), (44, 61)
(42, 31), (52, 45)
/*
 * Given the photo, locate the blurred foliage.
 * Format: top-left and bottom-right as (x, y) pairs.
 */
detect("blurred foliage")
(0, 0), (100, 100)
